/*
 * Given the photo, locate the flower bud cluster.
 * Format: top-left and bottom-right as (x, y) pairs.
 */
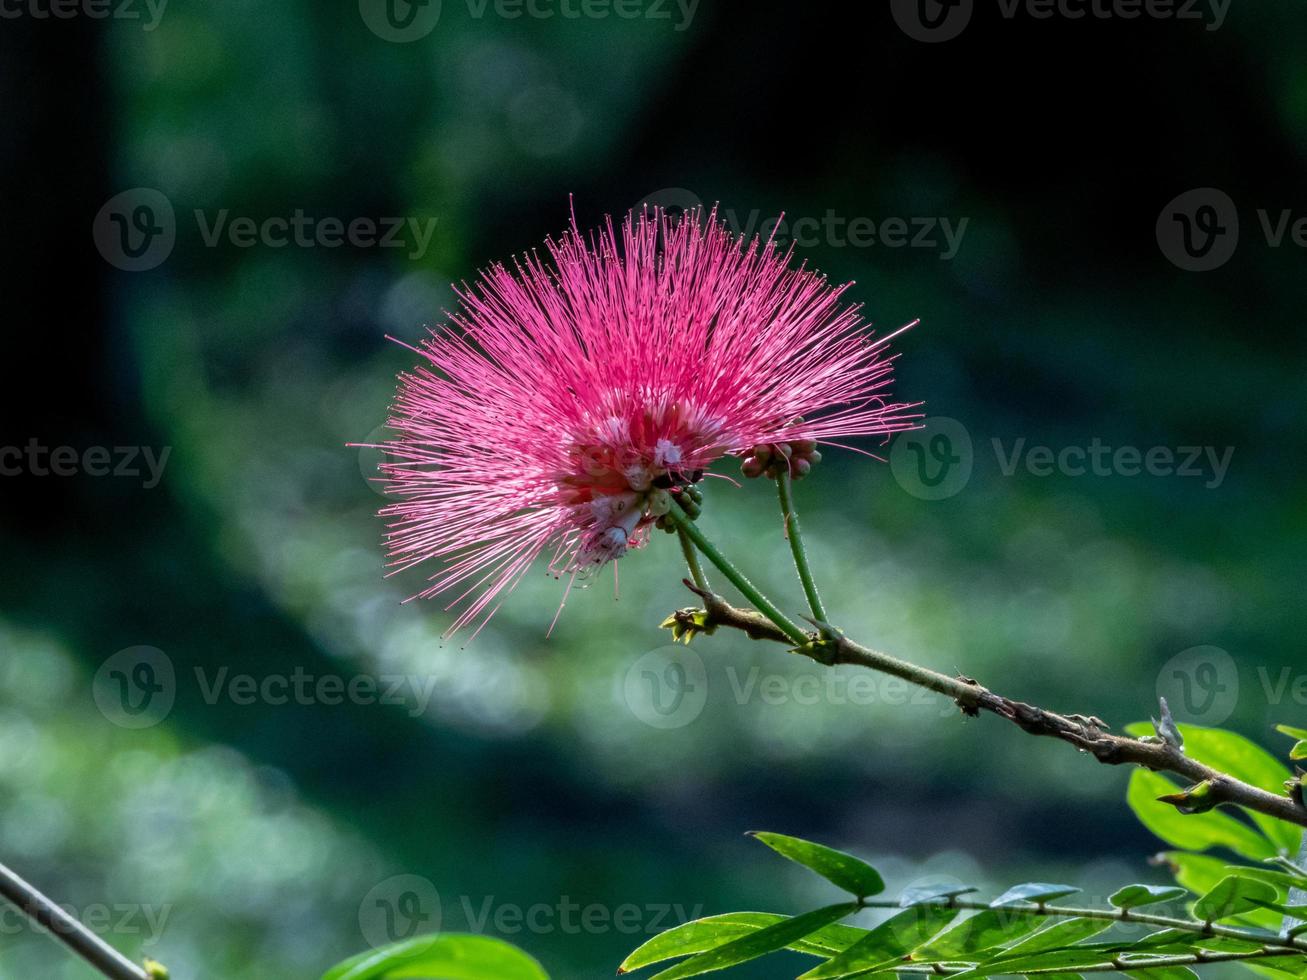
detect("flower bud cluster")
(740, 440), (822, 480)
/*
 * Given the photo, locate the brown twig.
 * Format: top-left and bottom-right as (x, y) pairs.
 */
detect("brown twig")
(679, 581), (1307, 831)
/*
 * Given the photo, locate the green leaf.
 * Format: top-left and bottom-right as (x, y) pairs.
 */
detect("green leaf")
(1275, 725), (1307, 767)
(1123, 968), (1198, 980)
(1127, 723), (1302, 856)
(1192, 875), (1279, 922)
(1223, 865), (1307, 892)
(948, 945), (1120, 978)
(648, 903), (858, 980)
(1243, 960), (1307, 980)
(1128, 929), (1274, 955)
(1248, 899), (1307, 920)
(321, 934), (548, 980)
(898, 883), (978, 906)
(996, 917), (1114, 957)
(1127, 770), (1277, 861)
(748, 832), (885, 899)
(1126, 929), (1201, 953)
(1109, 884), (1189, 909)
(1160, 852), (1285, 931)
(798, 905), (959, 979)
(1194, 934), (1279, 952)
(1264, 857), (1307, 885)
(618, 913), (865, 972)
(989, 883), (1080, 908)
(916, 909), (1043, 958)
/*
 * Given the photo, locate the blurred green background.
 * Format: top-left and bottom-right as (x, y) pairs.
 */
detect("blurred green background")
(2, 1), (1306, 977)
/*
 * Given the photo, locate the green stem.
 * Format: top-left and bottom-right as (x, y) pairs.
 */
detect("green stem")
(858, 898), (1307, 954)
(676, 526), (710, 591)
(666, 504), (809, 647)
(891, 948), (1299, 975)
(775, 471), (827, 623)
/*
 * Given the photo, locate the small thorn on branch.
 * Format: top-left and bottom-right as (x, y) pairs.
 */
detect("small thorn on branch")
(954, 674), (981, 717)
(682, 577), (712, 601)
(1287, 769), (1305, 808)
(1151, 696), (1185, 751)
(1158, 779), (1220, 814)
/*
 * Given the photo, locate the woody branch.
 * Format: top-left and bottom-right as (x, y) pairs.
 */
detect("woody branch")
(672, 580), (1307, 831)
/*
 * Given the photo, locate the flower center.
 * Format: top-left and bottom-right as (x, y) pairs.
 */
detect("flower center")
(553, 404), (712, 570)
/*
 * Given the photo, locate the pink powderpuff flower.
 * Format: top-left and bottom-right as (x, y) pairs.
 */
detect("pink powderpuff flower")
(380, 205), (919, 637)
